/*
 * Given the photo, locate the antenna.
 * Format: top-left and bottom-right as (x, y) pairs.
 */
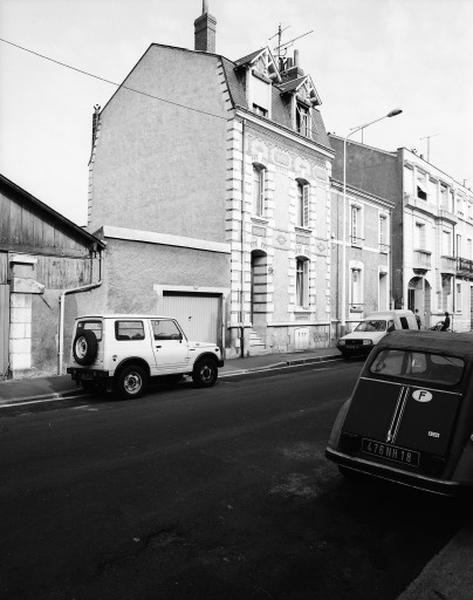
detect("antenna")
(274, 29), (314, 52)
(419, 133), (440, 162)
(268, 24), (314, 68)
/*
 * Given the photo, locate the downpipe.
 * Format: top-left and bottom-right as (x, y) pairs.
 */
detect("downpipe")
(57, 251), (103, 375)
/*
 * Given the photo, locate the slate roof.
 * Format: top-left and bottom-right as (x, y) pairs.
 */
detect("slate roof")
(220, 53), (331, 150)
(234, 48), (265, 67)
(277, 76), (307, 94)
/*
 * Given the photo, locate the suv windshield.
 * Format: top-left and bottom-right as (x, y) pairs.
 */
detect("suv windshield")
(370, 349), (464, 386)
(355, 320), (387, 333)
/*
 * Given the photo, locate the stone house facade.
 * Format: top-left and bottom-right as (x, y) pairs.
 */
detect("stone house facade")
(329, 135), (473, 331)
(87, 4), (334, 357)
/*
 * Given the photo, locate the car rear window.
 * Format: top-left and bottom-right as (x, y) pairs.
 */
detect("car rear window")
(355, 320), (387, 332)
(370, 349), (465, 386)
(77, 320), (102, 341)
(115, 321), (145, 341)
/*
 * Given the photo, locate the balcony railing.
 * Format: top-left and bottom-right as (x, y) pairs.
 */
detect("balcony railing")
(413, 249), (431, 271)
(457, 257), (473, 277)
(440, 255), (456, 274)
(438, 209), (458, 224)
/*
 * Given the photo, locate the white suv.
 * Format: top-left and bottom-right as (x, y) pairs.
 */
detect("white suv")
(67, 314), (224, 398)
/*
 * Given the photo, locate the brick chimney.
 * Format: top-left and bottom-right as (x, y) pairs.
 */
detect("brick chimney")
(194, 0), (216, 53)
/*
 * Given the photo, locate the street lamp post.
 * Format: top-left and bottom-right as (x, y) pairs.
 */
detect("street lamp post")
(340, 108), (403, 336)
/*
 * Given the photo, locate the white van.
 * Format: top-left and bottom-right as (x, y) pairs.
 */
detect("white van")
(337, 310), (418, 359)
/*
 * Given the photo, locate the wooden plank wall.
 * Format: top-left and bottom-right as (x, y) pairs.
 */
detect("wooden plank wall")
(0, 190), (90, 258)
(0, 251), (8, 284)
(35, 255), (92, 289)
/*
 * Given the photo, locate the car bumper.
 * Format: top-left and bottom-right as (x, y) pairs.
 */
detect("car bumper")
(337, 345), (372, 356)
(218, 359), (224, 368)
(67, 367), (110, 381)
(325, 446), (467, 497)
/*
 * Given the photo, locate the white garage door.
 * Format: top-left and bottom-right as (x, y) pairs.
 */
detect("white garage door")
(161, 293), (221, 344)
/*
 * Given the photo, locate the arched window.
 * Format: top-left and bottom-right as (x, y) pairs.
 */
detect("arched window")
(296, 179), (310, 227)
(253, 164), (266, 217)
(296, 256), (309, 308)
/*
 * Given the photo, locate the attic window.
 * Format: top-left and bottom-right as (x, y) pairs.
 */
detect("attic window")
(417, 185), (427, 201)
(252, 103), (268, 117)
(250, 71), (271, 117)
(296, 102), (311, 137)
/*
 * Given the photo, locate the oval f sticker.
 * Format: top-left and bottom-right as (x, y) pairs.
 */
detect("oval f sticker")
(412, 389), (433, 403)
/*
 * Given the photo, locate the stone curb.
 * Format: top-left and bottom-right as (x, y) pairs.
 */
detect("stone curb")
(0, 354), (343, 407)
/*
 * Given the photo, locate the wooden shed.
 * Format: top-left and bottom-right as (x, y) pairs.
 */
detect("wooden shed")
(0, 173), (104, 379)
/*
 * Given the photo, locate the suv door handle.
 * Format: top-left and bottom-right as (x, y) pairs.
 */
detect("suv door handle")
(155, 345), (162, 349)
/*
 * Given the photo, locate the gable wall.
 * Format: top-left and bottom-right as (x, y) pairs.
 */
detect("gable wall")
(88, 46), (230, 243)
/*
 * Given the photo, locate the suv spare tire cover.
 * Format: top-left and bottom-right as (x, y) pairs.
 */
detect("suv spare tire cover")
(73, 329), (98, 366)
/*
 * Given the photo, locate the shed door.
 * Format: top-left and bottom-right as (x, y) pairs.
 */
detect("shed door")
(161, 293), (221, 345)
(0, 284), (10, 379)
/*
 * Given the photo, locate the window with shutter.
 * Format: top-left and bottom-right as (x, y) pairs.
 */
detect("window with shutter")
(253, 164), (265, 217)
(296, 257), (310, 308)
(296, 180), (310, 228)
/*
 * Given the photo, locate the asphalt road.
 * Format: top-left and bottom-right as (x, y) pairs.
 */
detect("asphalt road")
(0, 362), (469, 600)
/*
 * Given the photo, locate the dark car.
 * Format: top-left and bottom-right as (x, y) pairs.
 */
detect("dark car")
(326, 330), (473, 496)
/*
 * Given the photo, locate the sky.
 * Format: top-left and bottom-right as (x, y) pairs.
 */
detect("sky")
(1, 0), (472, 226)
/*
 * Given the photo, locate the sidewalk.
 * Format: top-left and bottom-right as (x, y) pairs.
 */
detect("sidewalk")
(396, 525), (473, 600)
(0, 347), (342, 406)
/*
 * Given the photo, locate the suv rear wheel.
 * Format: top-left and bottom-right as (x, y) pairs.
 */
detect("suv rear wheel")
(192, 357), (218, 388)
(114, 364), (148, 399)
(73, 330), (98, 366)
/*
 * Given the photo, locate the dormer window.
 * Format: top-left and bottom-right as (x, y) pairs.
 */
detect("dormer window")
(235, 47), (281, 120)
(252, 104), (268, 118)
(296, 102), (311, 137)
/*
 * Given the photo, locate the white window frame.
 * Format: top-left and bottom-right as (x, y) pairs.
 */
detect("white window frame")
(295, 256), (310, 309)
(442, 229), (452, 257)
(350, 266), (364, 311)
(295, 102), (311, 138)
(296, 180), (310, 228)
(252, 164), (266, 217)
(379, 213), (389, 251)
(378, 268), (389, 311)
(414, 221), (426, 249)
(350, 203), (363, 246)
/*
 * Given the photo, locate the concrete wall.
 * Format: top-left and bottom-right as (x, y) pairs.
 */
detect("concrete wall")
(88, 45), (229, 243)
(85, 237), (230, 313)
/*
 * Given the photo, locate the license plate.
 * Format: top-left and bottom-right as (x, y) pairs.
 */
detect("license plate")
(361, 438), (420, 467)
